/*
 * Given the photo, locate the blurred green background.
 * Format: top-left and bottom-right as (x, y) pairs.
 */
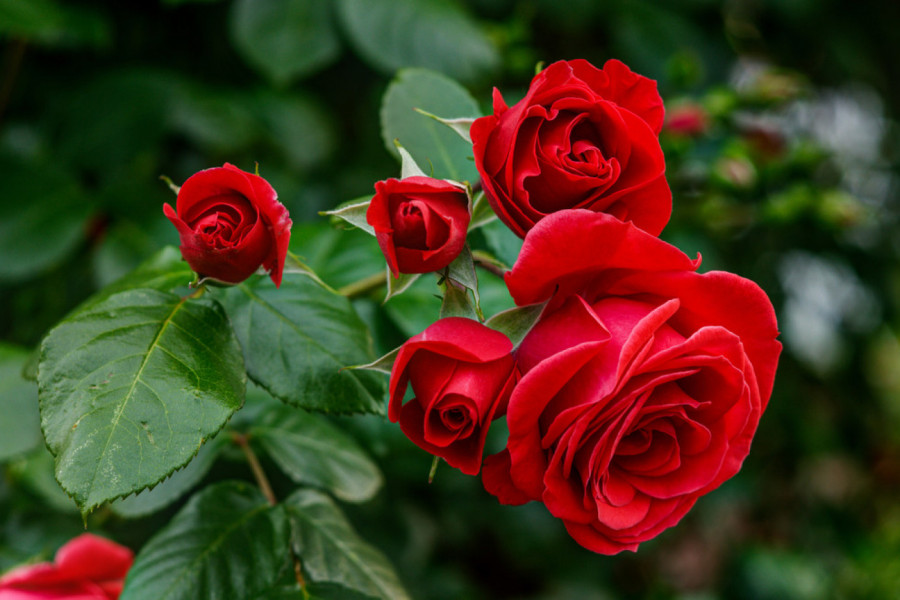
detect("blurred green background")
(1, 0), (899, 598)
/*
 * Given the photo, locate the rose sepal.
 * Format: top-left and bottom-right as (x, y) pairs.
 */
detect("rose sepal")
(412, 108), (476, 144)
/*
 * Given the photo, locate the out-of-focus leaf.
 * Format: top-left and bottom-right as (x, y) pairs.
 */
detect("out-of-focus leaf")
(53, 70), (181, 172)
(0, 344), (41, 461)
(0, 0), (110, 48)
(121, 482), (289, 600)
(251, 405), (383, 503)
(336, 0), (499, 84)
(286, 489), (410, 600)
(230, 0), (340, 86)
(258, 583), (379, 600)
(7, 447), (77, 514)
(291, 223), (384, 290)
(478, 219), (523, 270)
(38, 289), (245, 514)
(109, 435), (225, 519)
(215, 273), (384, 415)
(0, 157), (93, 283)
(380, 69), (481, 183)
(252, 92), (336, 171)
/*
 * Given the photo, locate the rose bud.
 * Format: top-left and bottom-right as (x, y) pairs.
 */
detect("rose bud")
(163, 163), (292, 287)
(471, 59), (672, 239)
(483, 209), (781, 554)
(366, 176), (470, 277)
(664, 103), (709, 137)
(388, 317), (518, 475)
(0, 533), (134, 599)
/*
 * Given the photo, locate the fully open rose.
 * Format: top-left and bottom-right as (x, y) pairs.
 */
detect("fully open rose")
(471, 59), (671, 239)
(163, 163), (292, 286)
(482, 210), (781, 554)
(0, 534), (134, 599)
(388, 317), (518, 475)
(366, 176), (470, 277)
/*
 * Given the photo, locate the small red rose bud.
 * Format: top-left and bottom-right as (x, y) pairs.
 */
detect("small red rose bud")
(163, 163), (292, 287)
(366, 176), (470, 277)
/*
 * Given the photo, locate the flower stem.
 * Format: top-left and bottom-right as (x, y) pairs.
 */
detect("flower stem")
(231, 432), (277, 506)
(231, 432), (307, 593)
(338, 270), (387, 299)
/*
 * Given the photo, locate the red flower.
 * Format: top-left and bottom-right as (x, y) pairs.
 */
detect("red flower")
(0, 534), (133, 599)
(664, 103), (709, 137)
(163, 163), (292, 286)
(483, 210), (781, 554)
(388, 318), (518, 475)
(471, 59), (671, 239)
(366, 176), (470, 277)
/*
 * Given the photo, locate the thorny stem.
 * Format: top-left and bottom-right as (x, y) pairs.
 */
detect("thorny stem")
(338, 270), (387, 299)
(232, 432), (308, 592)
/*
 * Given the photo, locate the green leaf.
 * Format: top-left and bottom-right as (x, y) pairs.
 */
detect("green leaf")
(253, 92), (336, 172)
(77, 246), (193, 314)
(215, 274), (384, 415)
(336, 0), (499, 84)
(230, 0), (341, 86)
(290, 222), (384, 290)
(251, 405), (382, 503)
(446, 245), (481, 317)
(0, 0), (110, 48)
(395, 141), (428, 179)
(382, 275), (442, 338)
(469, 192), (497, 230)
(440, 283), (477, 320)
(413, 108), (474, 143)
(0, 157), (93, 283)
(121, 481), (289, 600)
(109, 436), (225, 519)
(38, 289), (246, 514)
(7, 447), (78, 513)
(286, 489), (410, 600)
(385, 269), (421, 302)
(347, 347), (400, 376)
(321, 197), (375, 236)
(484, 303), (546, 347)
(380, 68), (481, 183)
(0, 344), (42, 461)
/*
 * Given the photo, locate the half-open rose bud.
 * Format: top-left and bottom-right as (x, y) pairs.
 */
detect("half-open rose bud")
(163, 163), (292, 286)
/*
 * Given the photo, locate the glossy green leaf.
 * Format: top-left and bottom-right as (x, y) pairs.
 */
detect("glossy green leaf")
(215, 274), (384, 415)
(109, 436), (225, 519)
(0, 158), (93, 283)
(380, 69), (481, 183)
(121, 482), (289, 600)
(230, 0), (341, 86)
(286, 489), (410, 600)
(337, 0), (499, 84)
(0, 344), (42, 461)
(38, 289), (246, 514)
(251, 405), (382, 503)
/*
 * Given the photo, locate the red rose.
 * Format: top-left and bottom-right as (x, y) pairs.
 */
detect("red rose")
(388, 317), (518, 475)
(163, 163), (292, 287)
(0, 533), (133, 599)
(471, 59), (671, 239)
(366, 176), (470, 277)
(483, 210), (781, 554)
